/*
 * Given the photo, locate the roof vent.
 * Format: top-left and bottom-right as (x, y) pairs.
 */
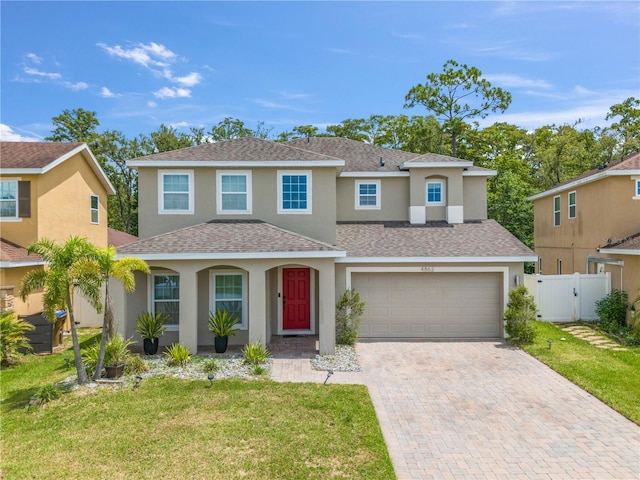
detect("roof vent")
(379, 157), (385, 167)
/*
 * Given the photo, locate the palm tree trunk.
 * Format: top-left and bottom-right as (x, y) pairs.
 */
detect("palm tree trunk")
(92, 278), (111, 380)
(67, 289), (89, 385)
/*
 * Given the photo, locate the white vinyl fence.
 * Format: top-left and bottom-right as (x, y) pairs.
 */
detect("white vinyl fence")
(524, 273), (611, 322)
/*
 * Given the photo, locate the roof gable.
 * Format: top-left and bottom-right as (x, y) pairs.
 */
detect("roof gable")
(0, 141), (116, 195)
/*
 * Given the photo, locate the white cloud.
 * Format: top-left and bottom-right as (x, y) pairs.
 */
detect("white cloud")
(167, 71), (203, 87)
(169, 121), (189, 129)
(153, 87), (191, 99)
(484, 74), (552, 90)
(327, 48), (354, 55)
(66, 81), (88, 91)
(0, 124), (41, 141)
(23, 66), (61, 80)
(98, 41), (176, 68)
(100, 87), (119, 98)
(25, 53), (43, 64)
(147, 100), (158, 108)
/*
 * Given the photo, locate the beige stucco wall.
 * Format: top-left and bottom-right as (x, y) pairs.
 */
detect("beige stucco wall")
(117, 257), (337, 354)
(533, 176), (640, 285)
(336, 176), (409, 221)
(137, 166), (337, 244)
(0, 265), (44, 316)
(463, 177), (489, 220)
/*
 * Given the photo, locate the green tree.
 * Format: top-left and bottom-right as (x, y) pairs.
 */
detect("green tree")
(19, 237), (103, 385)
(404, 59), (512, 157)
(606, 97), (640, 156)
(45, 107), (100, 147)
(88, 246), (149, 380)
(207, 117), (253, 141)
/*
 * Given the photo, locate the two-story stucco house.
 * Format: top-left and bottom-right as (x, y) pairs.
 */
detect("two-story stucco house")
(116, 137), (535, 354)
(529, 151), (640, 297)
(0, 142), (115, 326)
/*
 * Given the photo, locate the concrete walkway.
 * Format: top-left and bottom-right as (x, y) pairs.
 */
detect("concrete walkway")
(270, 339), (640, 480)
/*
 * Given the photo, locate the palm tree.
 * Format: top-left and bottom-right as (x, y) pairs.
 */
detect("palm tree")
(20, 237), (103, 385)
(89, 246), (149, 380)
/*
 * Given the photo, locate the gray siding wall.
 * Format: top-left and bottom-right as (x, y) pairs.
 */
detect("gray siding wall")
(138, 166), (337, 244)
(336, 176), (409, 221)
(463, 177), (488, 220)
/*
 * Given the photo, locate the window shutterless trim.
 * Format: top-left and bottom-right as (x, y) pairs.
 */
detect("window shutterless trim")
(216, 170), (252, 214)
(90, 194), (99, 224)
(158, 169), (194, 214)
(426, 180), (445, 206)
(553, 195), (561, 226)
(355, 179), (381, 210)
(568, 191), (576, 219)
(277, 170), (312, 214)
(210, 270), (248, 330)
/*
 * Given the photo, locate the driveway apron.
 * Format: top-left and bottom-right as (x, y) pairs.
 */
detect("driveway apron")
(355, 340), (639, 480)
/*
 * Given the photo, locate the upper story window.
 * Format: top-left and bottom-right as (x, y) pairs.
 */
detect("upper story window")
(211, 271), (247, 330)
(217, 171), (251, 214)
(90, 194), (99, 224)
(635, 179), (640, 199)
(151, 273), (180, 330)
(278, 171), (312, 214)
(553, 195), (561, 226)
(568, 191), (576, 219)
(0, 180), (18, 219)
(159, 170), (194, 214)
(426, 180), (445, 206)
(355, 180), (381, 209)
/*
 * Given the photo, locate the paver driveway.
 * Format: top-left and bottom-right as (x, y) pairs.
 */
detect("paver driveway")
(355, 340), (639, 480)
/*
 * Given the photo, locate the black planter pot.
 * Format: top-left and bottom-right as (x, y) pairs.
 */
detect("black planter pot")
(214, 336), (228, 354)
(143, 338), (159, 355)
(104, 364), (125, 379)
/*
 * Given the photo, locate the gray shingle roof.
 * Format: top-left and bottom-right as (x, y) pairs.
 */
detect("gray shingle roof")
(286, 137), (419, 172)
(0, 238), (44, 264)
(336, 220), (536, 259)
(0, 142), (85, 169)
(117, 220), (344, 258)
(128, 137), (340, 163)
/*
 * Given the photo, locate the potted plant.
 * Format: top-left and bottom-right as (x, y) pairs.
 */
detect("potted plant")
(135, 311), (168, 355)
(103, 333), (133, 379)
(208, 309), (239, 353)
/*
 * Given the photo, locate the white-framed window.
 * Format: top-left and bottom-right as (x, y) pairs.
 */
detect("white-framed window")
(634, 179), (640, 199)
(158, 170), (194, 214)
(568, 191), (576, 219)
(557, 259), (562, 275)
(553, 195), (561, 226)
(211, 270), (247, 330)
(426, 180), (445, 206)
(355, 180), (381, 209)
(90, 194), (99, 224)
(0, 180), (18, 219)
(151, 272), (180, 330)
(216, 171), (252, 214)
(278, 171), (312, 214)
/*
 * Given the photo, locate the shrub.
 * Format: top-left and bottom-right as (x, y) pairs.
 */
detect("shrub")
(0, 311), (34, 365)
(166, 343), (190, 367)
(335, 289), (365, 346)
(201, 358), (219, 374)
(124, 355), (150, 375)
(252, 365), (267, 376)
(134, 311), (168, 340)
(504, 285), (537, 345)
(208, 309), (239, 338)
(242, 340), (270, 366)
(81, 333), (134, 377)
(35, 384), (61, 404)
(596, 289), (629, 334)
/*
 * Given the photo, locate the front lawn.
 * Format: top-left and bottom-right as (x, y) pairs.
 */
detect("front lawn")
(522, 321), (640, 425)
(0, 331), (394, 480)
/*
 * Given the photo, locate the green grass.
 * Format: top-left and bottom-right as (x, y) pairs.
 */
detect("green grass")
(522, 321), (640, 425)
(0, 330), (394, 480)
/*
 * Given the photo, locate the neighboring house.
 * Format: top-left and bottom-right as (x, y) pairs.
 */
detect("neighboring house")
(0, 142), (115, 327)
(116, 137), (535, 354)
(529, 151), (640, 297)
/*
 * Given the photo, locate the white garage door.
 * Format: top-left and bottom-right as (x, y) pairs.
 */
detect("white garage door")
(352, 272), (502, 338)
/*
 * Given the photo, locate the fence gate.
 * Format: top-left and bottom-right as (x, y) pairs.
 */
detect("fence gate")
(524, 273), (611, 322)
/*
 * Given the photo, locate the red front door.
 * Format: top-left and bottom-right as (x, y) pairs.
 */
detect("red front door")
(282, 268), (311, 330)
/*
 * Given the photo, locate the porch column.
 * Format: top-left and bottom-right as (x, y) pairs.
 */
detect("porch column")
(247, 266), (267, 347)
(318, 260), (336, 355)
(178, 266), (198, 353)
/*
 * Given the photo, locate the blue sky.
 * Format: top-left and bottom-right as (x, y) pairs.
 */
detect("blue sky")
(1, 1), (639, 142)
